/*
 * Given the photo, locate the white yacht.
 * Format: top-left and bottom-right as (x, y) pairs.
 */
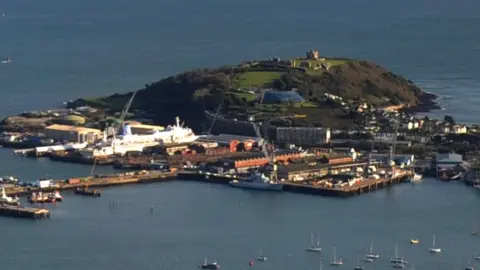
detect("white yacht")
(1, 57), (11, 64)
(229, 171), (283, 191)
(330, 247), (343, 266)
(306, 233), (322, 252)
(256, 250), (267, 261)
(365, 240), (380, 259)
(391, 244), (408, 264)
(428, 234), (441, 253)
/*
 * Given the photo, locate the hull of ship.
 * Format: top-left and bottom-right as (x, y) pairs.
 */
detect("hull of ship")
(229, 181), (283, 191)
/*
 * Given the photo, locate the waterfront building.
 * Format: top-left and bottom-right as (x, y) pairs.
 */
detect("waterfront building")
(276, 127), (331, 146)
(44, 124), (102, 143)
(436, 153), (463, 170)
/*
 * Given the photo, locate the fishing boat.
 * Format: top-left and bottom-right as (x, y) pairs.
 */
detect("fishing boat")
(365, 240), (379, 259)
(330, 247), (343, 266)
(0, 187), (19, 206)
(306, 233), (322, 252)
(256, 250), (267, 261)
(466, 261), (474, 270)
(428, 234), (441, 253)
(410, 239), (419, 244)
(28, 191), (57, 203)
(200, 258), (219, 269)
(391, 244), (408, 264)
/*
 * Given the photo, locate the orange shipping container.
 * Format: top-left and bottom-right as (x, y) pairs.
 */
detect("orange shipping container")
(67, 178), (81, 185)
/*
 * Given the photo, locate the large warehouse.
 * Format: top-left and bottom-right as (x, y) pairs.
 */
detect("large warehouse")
(44, 124), (102, 143)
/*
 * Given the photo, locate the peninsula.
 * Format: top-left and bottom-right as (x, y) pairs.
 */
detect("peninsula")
(64, 49), (438, 131)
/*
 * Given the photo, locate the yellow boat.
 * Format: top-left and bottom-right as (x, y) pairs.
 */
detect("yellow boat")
(410, 239), (419, 244)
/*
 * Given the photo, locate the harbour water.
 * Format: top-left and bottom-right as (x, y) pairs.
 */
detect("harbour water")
(1, 0), (480, 269)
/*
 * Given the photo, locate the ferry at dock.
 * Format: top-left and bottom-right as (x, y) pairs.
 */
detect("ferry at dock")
(78, 117), (198, 158)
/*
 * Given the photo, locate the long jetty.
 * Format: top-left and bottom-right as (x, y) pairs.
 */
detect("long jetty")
(0, 204), (50, 219)
(4, 171), (176, 197)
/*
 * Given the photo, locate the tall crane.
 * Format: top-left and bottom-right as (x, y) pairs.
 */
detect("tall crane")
(388, 120), (399, 168)
(252, 122), (278, 181)
(206, 105), (221, 135)
(114, 91), (137, 135)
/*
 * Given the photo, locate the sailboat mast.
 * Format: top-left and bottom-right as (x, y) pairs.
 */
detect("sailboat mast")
(432, 234), (436, 247)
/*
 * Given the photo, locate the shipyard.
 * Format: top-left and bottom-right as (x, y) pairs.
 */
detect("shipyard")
(3, 84), (480, 221)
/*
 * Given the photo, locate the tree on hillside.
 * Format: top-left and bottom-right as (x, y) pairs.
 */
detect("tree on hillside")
(444, 115), (456, 125)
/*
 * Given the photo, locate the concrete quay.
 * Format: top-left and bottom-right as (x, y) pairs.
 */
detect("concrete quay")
(4, 171), (176, 197)
(176, 170), (412, 197)
(0, 204), (50, 219)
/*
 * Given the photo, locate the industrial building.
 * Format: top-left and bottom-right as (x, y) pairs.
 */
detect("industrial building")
(436, 153), (463, 169)
(44, 125), (102, 143)
(370, 154), (414, 167)
(276, 127), (331, 146)
(196, 134), (263, 152)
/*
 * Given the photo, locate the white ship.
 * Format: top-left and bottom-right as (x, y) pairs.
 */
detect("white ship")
(229, 171), (283, 191)
(79, 117), (198, 158)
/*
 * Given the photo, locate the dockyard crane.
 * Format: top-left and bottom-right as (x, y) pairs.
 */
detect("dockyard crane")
(252, 122), (278, 181)
(113, 91), (137, 135)
(388, 120), (400, 167)
(206, 105), (221, 135)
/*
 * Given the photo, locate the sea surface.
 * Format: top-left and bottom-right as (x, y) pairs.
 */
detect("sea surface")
(1, 0), (480, 269)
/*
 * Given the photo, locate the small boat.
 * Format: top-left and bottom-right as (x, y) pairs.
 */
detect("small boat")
(365, 240), (379, 259)
(74, 187), (101, 197)
(354, 257), (364, 270)
(330, 247), (343, 266)
(256, 250), (267, 261)
(1, 57), (11, 64)
(307, 233), (322, 252)
(391, 245), (408, 264)
(474, 255), (480, 261)
(200, 258), (219, 269)
(53, 191), (63, 202)
(428, 234), (441, 253)
(363, 257), (374, 263)
(392, 261), (405, 269)
(471, 223), (480, 235)
(466, 267), (474, 270)
(410, 239), (419, 244)
(411, 172), (422, 183)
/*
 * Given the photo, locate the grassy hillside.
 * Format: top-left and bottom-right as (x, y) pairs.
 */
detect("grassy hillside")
(69, 55), (429, 129)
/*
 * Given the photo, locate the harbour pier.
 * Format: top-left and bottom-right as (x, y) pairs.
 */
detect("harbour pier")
(4, 171), (176, 197)
(0, 204), (50, 219)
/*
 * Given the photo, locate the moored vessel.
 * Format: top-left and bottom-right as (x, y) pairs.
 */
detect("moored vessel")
(229, 171), (283, 191)
(74, 187), (101, 197)
(200, 258), (219, 269)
